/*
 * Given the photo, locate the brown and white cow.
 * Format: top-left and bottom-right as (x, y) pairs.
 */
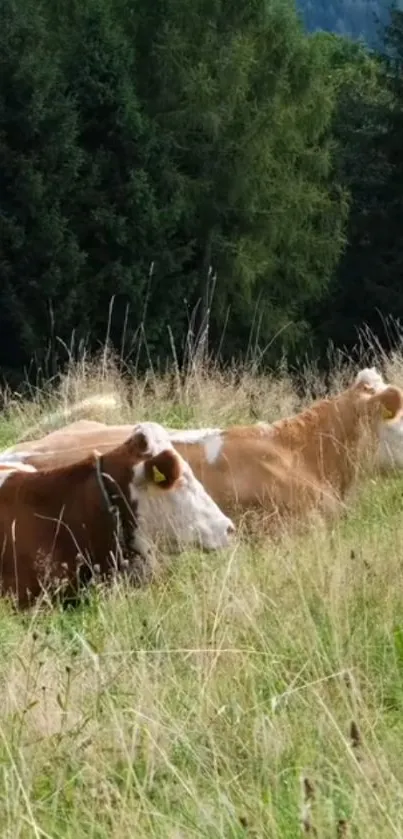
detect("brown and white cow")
(352, 367), (403, 470)
(0, 422), (235, 607)
(6, 368), (403, 527)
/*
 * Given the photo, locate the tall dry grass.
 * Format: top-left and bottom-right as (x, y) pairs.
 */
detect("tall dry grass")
(0, 341), (403, 836)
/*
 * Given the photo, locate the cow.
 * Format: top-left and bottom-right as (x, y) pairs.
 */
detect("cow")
(0, 422), (235, 608)
(351, 367), (403, 470)
(0, 461), (37, 474)
(6, 367), (403, 529)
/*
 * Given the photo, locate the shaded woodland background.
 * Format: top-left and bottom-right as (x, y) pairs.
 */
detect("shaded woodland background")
(1, 0), (403, 383)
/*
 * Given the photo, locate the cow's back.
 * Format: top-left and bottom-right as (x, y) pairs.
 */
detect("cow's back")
(172, 434), (340, 521)
(9, 424), (133, 470)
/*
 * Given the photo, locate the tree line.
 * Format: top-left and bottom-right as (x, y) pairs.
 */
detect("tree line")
(1, 0), (403, 382)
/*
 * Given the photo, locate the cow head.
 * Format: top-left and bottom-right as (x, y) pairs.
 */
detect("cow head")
(121, 422), (235, 552)
(352, 368), (403, 470)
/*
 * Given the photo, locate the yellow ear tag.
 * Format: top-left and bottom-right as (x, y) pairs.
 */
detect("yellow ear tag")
(382, 406), (394, 420)
(152, 465), (166, 484)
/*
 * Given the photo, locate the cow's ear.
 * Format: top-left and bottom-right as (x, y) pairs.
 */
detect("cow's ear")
(370, 386), (403, 421)
(143, 450), (182, 490)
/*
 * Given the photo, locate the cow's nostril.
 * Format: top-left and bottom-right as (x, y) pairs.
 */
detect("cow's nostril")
(227, 521), (236, 536)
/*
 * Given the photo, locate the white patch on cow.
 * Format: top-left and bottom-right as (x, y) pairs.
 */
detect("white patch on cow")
(204, 434), (223, 464)
(168, 426), (224, 462)
(128, 422), (235, 552)
(0, 452), (36, 470)
(168, 427), (222, 443)
(0, 448), (42, 465)
(377, 418), (403, 469)
(0, 461), (37, 487)
(355, 367), (387, 392)
(0, 449), (28, 461)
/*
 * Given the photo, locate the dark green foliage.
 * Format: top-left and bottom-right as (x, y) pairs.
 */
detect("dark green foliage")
(0, 0), (84, 374)
(2, 0), (403, 378)
(0, 0), (349, 374)
(128, 0), (347, 362)
(307, 12), (403, 359)
(50, 0), (195, 359)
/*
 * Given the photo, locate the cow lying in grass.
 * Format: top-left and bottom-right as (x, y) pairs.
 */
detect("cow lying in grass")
(6, 368), (403, 527)
(0, 422), (235, 607)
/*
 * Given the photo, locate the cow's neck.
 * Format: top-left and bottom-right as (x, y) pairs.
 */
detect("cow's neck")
(270, 393), (362, 491)
(95, 450), (135, 553)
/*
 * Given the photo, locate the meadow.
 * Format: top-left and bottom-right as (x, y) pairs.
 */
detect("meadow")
(1, 348), (403, 838)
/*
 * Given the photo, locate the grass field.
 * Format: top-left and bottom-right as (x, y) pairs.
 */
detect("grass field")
(2, 351), (403, 837)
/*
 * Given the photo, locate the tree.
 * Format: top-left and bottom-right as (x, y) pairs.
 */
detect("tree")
(47, 0), (193, 360)
(0, 0), (84, 377)
(0, 0), (352, 377)
(128, 0), (347, 363)
(307, 20), (403, 359)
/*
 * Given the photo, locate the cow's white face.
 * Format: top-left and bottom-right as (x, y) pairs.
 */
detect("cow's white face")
(355, 367), (387, 393)
(128, 422), (235, 552)
(354, 368), (403, 470)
